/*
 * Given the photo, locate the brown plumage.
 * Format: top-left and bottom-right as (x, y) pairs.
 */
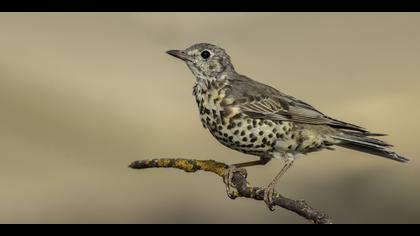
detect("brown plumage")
(167, 43), (408, 210)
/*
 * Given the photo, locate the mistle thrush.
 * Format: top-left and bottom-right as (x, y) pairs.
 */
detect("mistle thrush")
(166, 43), (409, 210)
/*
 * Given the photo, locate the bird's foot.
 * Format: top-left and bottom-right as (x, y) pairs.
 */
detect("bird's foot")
(262, 183), (277, 211)
(223, 165), (247, 199)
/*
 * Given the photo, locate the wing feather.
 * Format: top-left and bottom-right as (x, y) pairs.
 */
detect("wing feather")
(226, 75), (367, 132)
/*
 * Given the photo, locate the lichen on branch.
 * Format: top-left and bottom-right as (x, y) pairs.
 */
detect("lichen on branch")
(129, 158), (332, 224)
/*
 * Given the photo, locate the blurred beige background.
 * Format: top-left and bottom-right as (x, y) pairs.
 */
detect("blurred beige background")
(0, 13), (419, 224)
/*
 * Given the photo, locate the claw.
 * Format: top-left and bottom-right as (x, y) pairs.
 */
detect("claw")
(223, 165), (247, 199)
(261, 159), (294, 211)
(263, 184), (276, 211)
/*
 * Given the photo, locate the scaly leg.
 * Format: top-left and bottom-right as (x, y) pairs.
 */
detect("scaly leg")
(263, 158), (294, 211)
(224, 158), (271, 199)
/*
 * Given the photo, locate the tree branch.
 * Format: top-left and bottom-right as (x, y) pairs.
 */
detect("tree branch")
(129, 158), (332, 224)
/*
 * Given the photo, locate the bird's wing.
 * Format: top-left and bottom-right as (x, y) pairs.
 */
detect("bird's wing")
(226, 75), (367, 132)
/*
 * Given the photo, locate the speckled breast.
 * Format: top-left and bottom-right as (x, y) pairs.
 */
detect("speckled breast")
(193, 82), (302, 157)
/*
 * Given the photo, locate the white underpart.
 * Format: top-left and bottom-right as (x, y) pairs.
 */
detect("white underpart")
(271, 151), (301, 162)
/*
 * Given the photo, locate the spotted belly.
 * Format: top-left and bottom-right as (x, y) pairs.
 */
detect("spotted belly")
(201, 110), (290, 155)
(200, 110), (327, 157)
(194, 84), (325, 157)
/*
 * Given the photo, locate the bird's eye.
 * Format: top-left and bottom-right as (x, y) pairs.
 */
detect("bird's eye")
(201, 50), (211, 59)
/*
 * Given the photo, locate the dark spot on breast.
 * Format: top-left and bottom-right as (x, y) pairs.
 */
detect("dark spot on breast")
(228, 136), (233, 141)
(262, 138), (267, 144)
(231, 113), (242, 120)
(218, 125), (223, 130)
(237, 121), (242, 127)
(250, 137), (258, 143)
(291, 134), (295, 139)
(252, 120), (257, 127)
(258, 121), (263, 126)
(276, 133), (284, 139)
(268, 133), (273, 138)
(283, 126), (288, 131)
(247, 144), (253, 148)
(247, 125), (252, 130)
(242, 137), (248, 142)
(259, 131), (264, 135)
(203, 108), (211, 115)
(247, 119), (252, 124)
(249, 133), (255, 138)
(234, 130), (239, 135)
(235, 141), (240, 145)
(223, 133), (228, 138)
(273, 128), (277, 133)
(288, 145), (293, 149)
(240, 130), (246, 136)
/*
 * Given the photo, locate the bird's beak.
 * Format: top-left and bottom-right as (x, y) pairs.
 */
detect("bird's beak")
(166, 50), (193, 62)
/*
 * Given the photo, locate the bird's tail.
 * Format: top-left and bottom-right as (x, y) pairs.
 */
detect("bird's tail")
(331, 131), (409, 163)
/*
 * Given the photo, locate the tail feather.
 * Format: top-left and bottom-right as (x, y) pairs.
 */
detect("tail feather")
(341, 130), (388, 137)
(332, 133), (409, 163)
(335, 134), (393, 147)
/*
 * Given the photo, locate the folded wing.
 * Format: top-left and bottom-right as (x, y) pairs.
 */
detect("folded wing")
(226, 75), (367, 133)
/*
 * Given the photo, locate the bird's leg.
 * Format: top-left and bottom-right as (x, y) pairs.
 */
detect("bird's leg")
(263, 158), (294, 211)
(224, 158), (271, 199)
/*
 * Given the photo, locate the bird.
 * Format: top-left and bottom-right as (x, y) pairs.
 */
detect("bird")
(166, 43), (409, 210)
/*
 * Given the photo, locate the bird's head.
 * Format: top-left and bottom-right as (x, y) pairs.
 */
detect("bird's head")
(166, 43), (234, 81)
